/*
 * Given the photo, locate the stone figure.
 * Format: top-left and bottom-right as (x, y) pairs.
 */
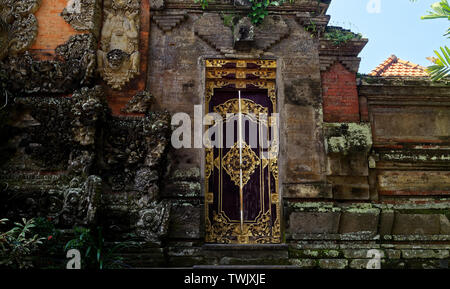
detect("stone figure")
(97, 0), (140, 90)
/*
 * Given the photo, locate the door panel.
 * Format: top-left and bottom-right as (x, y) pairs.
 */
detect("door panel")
(205, 88), (280, 244)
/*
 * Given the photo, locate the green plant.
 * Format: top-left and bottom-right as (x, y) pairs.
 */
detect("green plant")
(65, 226), (131, 269)
(323, 27), (362, 46)
(196, 0), (294, 25)
(411, 0), (450, 80)
(428, 46), (450, 80)
(304, 20), (318, 37)
(31, 217), (63, 256)
(222, 12), (236, 28)
(194, 0), (210, 9)
(248, 0), (293, 25)
(0, 218), (46, 269)
(422, 1), (450, 80)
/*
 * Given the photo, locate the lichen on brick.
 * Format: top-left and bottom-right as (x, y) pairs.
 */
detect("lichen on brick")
(324, 122), (372, 154)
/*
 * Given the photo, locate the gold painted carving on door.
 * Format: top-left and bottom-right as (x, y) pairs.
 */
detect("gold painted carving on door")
(204, 59), (280, 244)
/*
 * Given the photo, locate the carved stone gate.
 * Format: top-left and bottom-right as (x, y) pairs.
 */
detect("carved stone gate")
(204, 59), (281, 244)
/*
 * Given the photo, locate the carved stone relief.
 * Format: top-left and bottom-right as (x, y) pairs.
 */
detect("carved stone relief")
(0, 19), (8, 60)
(61, 0), (102, 35)
(98, 0), (141, 90)
(3, 33), (97, 93)
(121, 91), (154, 114)
(0, 0), (42, 60)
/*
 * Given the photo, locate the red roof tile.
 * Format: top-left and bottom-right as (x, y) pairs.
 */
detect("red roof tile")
(369, 55), (429, 77)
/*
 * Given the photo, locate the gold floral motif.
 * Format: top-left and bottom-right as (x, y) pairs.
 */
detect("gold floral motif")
(270, 158), (279, 181)
(205, 80), (230, 103)
(271, 193), (279, 204)
(222, 141), (260, 188)
(261, 158), (269, 170)
(205, 79), (276, 105)
(206, 70), (230, 79)
(247, 211), (272, 238)
(236, 70), (246, 79)
(213, 98), (268, 120)
(255, 60), (277, 68)
(205, 213), (235, 244)
(205, 59), (276, 69)
(205, 147), (214, 179)
(214, 156), (220, 170)
(272, 217), (281, 240)
(206, 192), (214, 203)
(205, 59), (228, 67)
(251, 70), (276, 79)
(268, 138), (279, 181)
(205, 59), (280, 244)
(236, 60), (246, 68)
(205, 210), (281, 244)
(206, 68), (276, 80)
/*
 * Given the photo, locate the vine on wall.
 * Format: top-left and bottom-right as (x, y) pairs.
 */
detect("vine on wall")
(195, 0), (295, 25)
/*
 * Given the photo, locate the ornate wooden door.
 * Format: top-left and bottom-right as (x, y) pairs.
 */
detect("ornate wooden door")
(204, 59), (280, 244)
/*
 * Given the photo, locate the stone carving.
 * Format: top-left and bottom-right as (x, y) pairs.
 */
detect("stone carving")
(135, 200), (171, 242)
(98, 0), (141, 90)
(0, 0), (41, 59)
(1, 81), (172, 243)
(55, 33), (97, 84)
(121, 91), (154, 114)
(61, 0), (102, 33)
(233, 17), (254, 51)
(3, 33), (97, 93)
(57, 175), (102, 226)
(70, 86), (109, 146)
(0, 19), (8, 60)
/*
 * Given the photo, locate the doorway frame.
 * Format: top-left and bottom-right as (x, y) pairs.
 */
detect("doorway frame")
(203, 59), (281, 244)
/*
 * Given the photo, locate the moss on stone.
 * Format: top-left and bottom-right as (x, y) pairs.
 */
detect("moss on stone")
(324, 123), (372, 155)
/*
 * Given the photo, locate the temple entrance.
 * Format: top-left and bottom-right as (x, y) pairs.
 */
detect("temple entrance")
(204, 59), (280, 244)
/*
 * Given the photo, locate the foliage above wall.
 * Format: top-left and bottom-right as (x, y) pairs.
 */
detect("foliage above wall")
(323, 26), (363, 46)
(195, 0), (294, 25)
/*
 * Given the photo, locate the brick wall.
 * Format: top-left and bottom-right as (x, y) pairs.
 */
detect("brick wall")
(28, 0), (150, 115)
(321, 62), (360, 122)
(31, 0), (84, 58)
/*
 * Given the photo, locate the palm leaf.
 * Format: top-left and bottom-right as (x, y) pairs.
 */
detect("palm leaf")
(427, 46), (450, 81)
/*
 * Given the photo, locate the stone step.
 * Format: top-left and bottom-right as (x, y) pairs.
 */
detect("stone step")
(193, 265), (298, 269)
(201, 244), (291, 266)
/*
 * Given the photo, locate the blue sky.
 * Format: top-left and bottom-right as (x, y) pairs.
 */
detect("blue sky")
(327, 0), (450, 73)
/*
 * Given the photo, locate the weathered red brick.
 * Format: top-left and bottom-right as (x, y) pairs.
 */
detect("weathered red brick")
(321, 62), (360, 122)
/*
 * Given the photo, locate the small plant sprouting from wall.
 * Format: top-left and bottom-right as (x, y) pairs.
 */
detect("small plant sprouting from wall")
(194, 0), (209, 9)
(304, 20), (318, 37)
(324, 27), (363, 46)
(196, 0), (295, 25)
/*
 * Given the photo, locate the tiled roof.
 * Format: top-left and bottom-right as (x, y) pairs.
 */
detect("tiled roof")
(369, 55), (429, 77)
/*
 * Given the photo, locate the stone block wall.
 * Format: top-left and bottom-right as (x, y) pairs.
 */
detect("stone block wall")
(0, 0), (449, 269)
